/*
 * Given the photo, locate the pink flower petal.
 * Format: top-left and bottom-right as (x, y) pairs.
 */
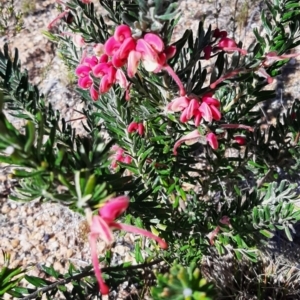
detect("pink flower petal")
(180, 109), (189, 123)
(104, 37), (121, 56)
(112, 51), (126, 68)
(136, 39), (158, 61)
(206, 132), (218, 150)
(99, 196), (129, 222)
(99, 74), (113, 93)
(93, 63), (111, 78)
(218, 37), (237, 48)
(138, 123), (145, 136)
(185, 99), (200, 120)
(99, 54), (109, 63)
(218, 38), (247, 55)
(90, 85), (99, 101)
(199, 102), (213, 122)
(173, 130), (200, 155)
(84, 56), (99, 68)
(73, 34), (85, 47)
(127, 122), (138, 133)
(89, 234), (110, 295)
(116, 69), (128, 89)
(143, 33), (165, 53)
(123, 156), (132, 164)
(194, 112), (202, 126)
(75, 65), (91, 77)
(118, 37), (136, 60)
(165, 45), (176, 59)
(210, 105), (222, 121)
(78, 76), (93, 89)
(90, 216), (114, 244)
(202, 95), (220, 107)
(93, 43), (105, 56)
(233, 136), (247, 145)
(114, 25), (132, 43)
(127, 50), (141, 77)
(167, 96), (189, 112)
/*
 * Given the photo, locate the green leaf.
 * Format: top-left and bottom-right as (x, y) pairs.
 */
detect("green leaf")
(24, 275), (48, 287)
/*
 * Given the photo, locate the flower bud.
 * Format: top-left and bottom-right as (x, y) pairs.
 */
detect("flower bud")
(127, 122), (138, 133)
(206, 132), (218, 150)
(234, 135), (247, 145)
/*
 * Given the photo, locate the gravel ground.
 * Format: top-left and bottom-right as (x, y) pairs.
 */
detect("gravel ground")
(1, 0), (300, 298)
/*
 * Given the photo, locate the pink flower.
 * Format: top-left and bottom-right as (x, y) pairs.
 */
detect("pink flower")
(206, 132), (218, 150)
(199, 102), (213, 122)
(78, 76), (93, 89)
(89, 196), (167, 294)
(127, 122), (138, 133)
(115, 69), (129, 89)
(90, 85), (99, 101)
(100, 74), (114, 94)
(217, 37), (247, 55)
(167, 96), (189, 112)
(127, 50), (142, 78)
(138, 123), (145, 136)
(113, 37), (137, 68)
(127, 122), (145, 136)
(173, 130), (201, 155)
(76, 56), (98, 77)
(202, 94), (220, 107)
(168, 93), (221, 126)
(104, 37), (121, 56)
(114, 25), (132, 43)
(165, 45), (177, 59)
(136, 37), (164, 72)
(234, 135), (247, 145)
(167, 96), (202, 126)
(110, 146), (132, 168)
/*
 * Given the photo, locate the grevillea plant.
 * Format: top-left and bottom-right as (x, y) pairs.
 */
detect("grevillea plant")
(1, 0), (300, 299)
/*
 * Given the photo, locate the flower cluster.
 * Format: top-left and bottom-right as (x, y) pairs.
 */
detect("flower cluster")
(167, 93), (221, 127)
(75, 24), (182, 100)
(127, 122), (145, 136)
(89, 196), (167, 295)
(168, 28), (251, 154)
(110, 145), (132, 169)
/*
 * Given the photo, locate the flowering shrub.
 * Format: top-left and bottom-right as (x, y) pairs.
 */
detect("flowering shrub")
(1, 0), (300, 299)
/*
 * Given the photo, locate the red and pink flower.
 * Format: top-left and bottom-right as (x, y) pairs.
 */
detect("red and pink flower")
(89, 196), (167, 295)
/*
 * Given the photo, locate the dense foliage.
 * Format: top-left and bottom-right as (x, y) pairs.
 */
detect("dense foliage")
(1, 0), (300, 299)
